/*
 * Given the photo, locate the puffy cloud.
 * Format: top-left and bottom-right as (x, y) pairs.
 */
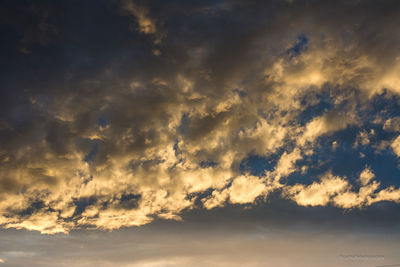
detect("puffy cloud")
(274, 148), (302, 180)
(333, 181), (380, 209)
(298, 111), (356, 146)
(202, 189), (230, 210)
(202, 174), (273, 208)
(284, 173), (350, 207)
(228, 175), (268, 204)
(284, 168), (400, 209)
(371, 186), (400, 204)
(358, 167), (375, 186)
(238, 118), (289, 155)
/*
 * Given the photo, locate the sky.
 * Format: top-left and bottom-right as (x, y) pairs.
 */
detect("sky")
(1, 0), (400, 266)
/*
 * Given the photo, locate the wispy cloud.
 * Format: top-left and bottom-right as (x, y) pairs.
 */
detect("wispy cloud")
(122, 0), (165, 44)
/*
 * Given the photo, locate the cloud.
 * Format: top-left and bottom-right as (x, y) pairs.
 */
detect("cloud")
(383, 117), (400, 132)
(228, 175), (268, 204)
(122, 0), (164, 44)
(391, 135), (400, 157)
(3, 211), (71, 235)
(372, 186), (400, 204)
(284, 172), (350, 207)
(202, 174), (272, 209)
(298, 111), (356, 146)
(273, 148), (302, 180)
(353, 130), (375, 148)
(283, 168), (400, 209)
(2, 0), (400, 234)
(358, 167), (375, 186)
(202, 189), (230, 210)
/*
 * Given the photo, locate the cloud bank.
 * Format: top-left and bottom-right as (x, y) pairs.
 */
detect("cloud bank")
(1, 0), (400, 234)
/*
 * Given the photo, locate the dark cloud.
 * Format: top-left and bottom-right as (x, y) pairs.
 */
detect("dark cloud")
(1, 0), (400, 236)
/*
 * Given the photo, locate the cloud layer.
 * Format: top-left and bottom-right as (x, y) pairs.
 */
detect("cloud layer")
(1, 0), (400, 234)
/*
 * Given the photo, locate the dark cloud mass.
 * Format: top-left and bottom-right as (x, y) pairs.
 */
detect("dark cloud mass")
(1, 0), (400, 242)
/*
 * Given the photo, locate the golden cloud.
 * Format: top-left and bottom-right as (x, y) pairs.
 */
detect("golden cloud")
(2, 2), (400, 234)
